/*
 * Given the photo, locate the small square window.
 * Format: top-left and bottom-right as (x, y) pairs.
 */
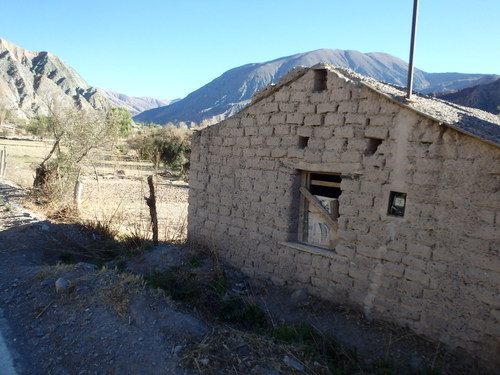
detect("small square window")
(388, 191), (407, 217)
(365, 138), (383, 156)
(298, 136), (309, 149)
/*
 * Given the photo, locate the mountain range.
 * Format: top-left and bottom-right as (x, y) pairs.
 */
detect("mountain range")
(98, 89), (177, 116)
(434, 78), (500, 114)
(0, 37), (109, 121)
(0, 38), (170, 121)
(1, 37), (498, 126)
(133, 49), (499, 126)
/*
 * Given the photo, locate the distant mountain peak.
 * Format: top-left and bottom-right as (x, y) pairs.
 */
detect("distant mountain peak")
(0, 37), (108, 121)
(98, 88), (176, 116)
(434, 78), (500, 114)
(0, 37), (173, 121)
(133, 49), (499, 126)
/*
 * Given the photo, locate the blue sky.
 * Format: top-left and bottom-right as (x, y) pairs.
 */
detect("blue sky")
(2, 0), (499, 99)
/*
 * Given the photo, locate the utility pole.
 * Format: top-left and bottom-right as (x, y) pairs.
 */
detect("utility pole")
(406, 0), (419, 100)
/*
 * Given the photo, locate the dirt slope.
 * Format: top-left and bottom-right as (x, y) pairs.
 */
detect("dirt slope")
(0, 180), (491, 375)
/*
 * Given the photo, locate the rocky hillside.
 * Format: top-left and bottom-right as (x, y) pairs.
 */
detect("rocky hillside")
(98, 89), (177, 116)
(133, 49), (499, 126)
(0, 37), (109, 122)
(434, 78), (500, 114)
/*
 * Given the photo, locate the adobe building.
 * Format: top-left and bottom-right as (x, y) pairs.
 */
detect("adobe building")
(187, 64), (499, 364)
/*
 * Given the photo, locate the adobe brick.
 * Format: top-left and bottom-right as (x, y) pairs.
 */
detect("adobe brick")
(274, 125), (290, 135)
(310, 92), (331, 103)
(330, 88), (351, 101)
(304, 114), (324, 126)
(335, 243), (355, 259)
(259, 126), (274, 136)
(338, 101), (359, 113)
(402, 255), (427, 271)
(403, 268), (430, 287)
(364, 126), (389, 139)
(407, 243), (432, 259)
(324, 113), (345, 126)
(278, 102), (297, 112)
(329, 272), (354, 288)
(345, 113), (366, 125)
(307, 138), (325, 150)
(329, 258), (349, 274)
(297, 103), (316, 114)
(348, 266), (369, 281)
(268, 114), (286, 126)
(287, 113), (304, 125)
(380, 250), (403, 263)
(317, 103), (339, 113)
(274, 90), (291, 102)
(335, 126), (354, 138)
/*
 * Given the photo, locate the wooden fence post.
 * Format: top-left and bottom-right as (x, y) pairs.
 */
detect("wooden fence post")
(0, 146), (6, 177)
(145, 175), (159, 246)
(73, 180), (84, 211)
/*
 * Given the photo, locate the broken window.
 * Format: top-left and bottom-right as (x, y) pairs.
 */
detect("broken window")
(298, 172), (341, 249)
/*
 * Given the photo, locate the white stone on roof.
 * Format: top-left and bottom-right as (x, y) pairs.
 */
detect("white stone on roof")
(329, 65), (500, 147)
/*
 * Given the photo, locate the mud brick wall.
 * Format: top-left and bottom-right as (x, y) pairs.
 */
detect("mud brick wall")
(188, 68), (500, 364)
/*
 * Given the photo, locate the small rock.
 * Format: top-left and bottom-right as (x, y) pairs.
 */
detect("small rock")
(283, 355), (304, 372)
(55, 277), (74, 294)
(199, 358), (210, 366)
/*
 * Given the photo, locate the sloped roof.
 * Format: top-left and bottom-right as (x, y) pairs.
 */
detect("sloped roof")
(252, 63), (500, 147)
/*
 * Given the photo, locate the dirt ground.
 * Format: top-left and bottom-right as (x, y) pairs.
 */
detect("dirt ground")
(78, 177), (189, 243)
(0, 179), (494, 374)
(0, 138), (189, 243)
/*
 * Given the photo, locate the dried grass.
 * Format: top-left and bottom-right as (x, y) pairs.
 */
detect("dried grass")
(78, 177), (188, 244)
(35, 263), (78, 281)
(179, 327), (328, 375)
(102, 271), (145, 317)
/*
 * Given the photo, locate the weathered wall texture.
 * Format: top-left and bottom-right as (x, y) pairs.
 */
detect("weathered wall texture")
(188, 68), (500, 364)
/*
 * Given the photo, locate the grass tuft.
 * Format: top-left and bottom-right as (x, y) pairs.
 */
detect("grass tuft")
(144, 267), (198, 301)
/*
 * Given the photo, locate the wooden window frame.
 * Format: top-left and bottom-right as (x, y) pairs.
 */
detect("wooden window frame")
(298, 171), (341, 250)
